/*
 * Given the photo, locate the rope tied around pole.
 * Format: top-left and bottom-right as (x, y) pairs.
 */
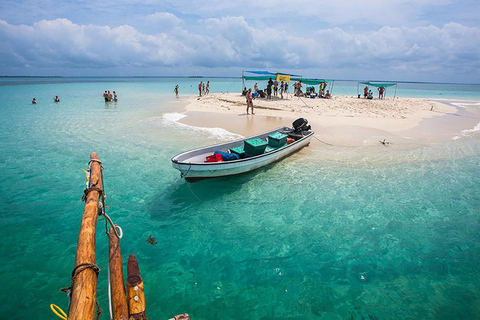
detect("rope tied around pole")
(60, 263), (101, 296)
(60, 263), (103, 319)
(81, 159), (105, 202)
(81, 187), (103, 202)
(81, 158), (123, 239)
(102, 210), (123, 239)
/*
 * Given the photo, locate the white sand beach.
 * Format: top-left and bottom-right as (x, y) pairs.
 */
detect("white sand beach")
(179, 93), (480, 148)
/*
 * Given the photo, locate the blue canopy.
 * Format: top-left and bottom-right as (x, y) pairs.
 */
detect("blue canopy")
(243, 70), (302, 81)
(244, 70), (302, 77)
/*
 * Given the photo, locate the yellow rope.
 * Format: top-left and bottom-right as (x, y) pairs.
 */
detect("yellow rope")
(81, 168), (90, 182)
(50, 304), (68, 320)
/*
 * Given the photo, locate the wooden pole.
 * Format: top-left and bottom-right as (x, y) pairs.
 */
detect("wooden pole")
(108, 226), (129, 320)
(127, 254), (147, 320)
(68, 152), (102, 320)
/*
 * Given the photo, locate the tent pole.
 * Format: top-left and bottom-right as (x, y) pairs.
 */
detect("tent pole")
(242, 71), (245, 91)
(394, 84), (397, 99)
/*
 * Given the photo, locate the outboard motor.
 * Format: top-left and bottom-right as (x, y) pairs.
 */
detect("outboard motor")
(292, 118), (311, 132)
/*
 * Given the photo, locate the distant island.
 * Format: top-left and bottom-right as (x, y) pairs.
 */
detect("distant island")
(188, 76), (203, 78)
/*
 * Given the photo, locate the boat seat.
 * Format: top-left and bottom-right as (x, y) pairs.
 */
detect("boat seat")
(288, 132), (304, 141)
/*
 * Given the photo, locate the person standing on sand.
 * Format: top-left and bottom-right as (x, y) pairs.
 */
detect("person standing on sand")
(174, 85), (179, 97)
(364, 86), (368, 98)
(378, 86), (385, 99)
(198, 81), (203, 96)
(280, 81), (284, 99)
(267, 78), (273, 99)
(246, 88), (254, 114)
(206, 81), (210, 95)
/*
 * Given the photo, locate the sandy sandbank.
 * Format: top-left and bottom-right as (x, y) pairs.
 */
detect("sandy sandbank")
(179, 93), (480, 147)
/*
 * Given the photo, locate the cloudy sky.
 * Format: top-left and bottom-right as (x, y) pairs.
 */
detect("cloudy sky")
(1, 0), (479, 82)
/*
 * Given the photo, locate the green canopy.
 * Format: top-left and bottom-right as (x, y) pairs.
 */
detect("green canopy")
(360, 82), (396, 88)
(243, 76), (274, 81)
(358, 81), (398, 98)
(291, 78), (331, 85)
(244, 76), (332, 84)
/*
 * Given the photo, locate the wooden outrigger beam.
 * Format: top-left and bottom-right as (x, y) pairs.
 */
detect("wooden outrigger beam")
(62, 152), (190, 320)
(108, 226), (129, 319)
(68, 152), (103, 320)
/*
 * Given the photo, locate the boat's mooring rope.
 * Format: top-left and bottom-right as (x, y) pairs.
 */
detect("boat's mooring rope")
(180, 164), (192, 179)
(186, 182), (220, 212)
(312, 135), (335, 146)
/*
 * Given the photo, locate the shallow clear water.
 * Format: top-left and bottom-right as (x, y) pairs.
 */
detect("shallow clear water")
(0, 77), (479, 319)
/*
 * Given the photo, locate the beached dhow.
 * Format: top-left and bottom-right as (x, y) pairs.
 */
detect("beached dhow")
(171, 118), (314, 181)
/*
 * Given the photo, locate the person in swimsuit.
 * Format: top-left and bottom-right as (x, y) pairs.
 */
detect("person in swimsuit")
(378, 87), (385, 99)
(174, 85), (179, 97)
(54, 96), (60, 102)
(246, 88), (254, 114)
(32, 98), (37, 104)
(364, 86), (368, 98)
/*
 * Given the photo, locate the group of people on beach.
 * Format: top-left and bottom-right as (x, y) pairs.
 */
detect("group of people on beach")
(245, 78), (288, 100)
(363, 85), (385, 99)
(295, 81), (332, 99)
(264, 78), (284, 99)
(198, 81), (210, 96)
(245, 78), (332, 102)
(103, 90), (118, 102)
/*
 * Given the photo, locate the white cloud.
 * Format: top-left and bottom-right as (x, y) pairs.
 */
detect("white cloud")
(0, 16), (479, 81)
(145, 12), (182, 31)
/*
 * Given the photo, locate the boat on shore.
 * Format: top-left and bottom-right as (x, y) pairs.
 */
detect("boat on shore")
(171, 118), (314, 182)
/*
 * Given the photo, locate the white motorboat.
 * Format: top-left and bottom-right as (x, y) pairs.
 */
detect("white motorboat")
(171, 118), (314, 182)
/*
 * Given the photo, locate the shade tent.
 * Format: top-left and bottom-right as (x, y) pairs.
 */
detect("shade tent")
(242, 70), (334, 94)
(242, 71), (302, 83)
(358, 81), (398, 98)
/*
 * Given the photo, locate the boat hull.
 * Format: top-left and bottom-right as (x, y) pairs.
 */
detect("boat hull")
(172, 127), (313, 181)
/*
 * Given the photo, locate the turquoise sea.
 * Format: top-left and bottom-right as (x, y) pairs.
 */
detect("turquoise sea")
(1, 77), (480, 319)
